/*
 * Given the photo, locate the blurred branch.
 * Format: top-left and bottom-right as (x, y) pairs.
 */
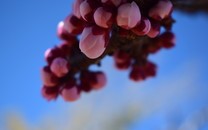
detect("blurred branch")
(172, 0), (208, 13)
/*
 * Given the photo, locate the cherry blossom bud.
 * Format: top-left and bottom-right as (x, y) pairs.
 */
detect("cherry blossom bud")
(114, 50), (131, 70)
(61, 87), (80, 102)
(50, 57), (69, 77)
(117, 2), (141, 29)
(41, 86), (59, 101)
(94, 7), (113, 28)
(80, 0), (94, 22)
(44, 47), (65, 65)
(64, 15), (85, 36)
(144, 61), (157, 77)
(41, 66), (59, 87)
(91, 72), (107, 90)
(57, 21), (75, 41)
(79, 26), (108, 59)
(73, 0), (84, 19)
(132, 17), (151, 36)
(101, 0), (122, 7)
(147, 21), (160, 38)
(129, 65), (146, 82)
(159, 31), (175, 48)
(149, 0), (173, 21)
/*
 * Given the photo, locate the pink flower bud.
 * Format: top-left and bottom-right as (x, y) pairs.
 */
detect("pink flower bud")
(94, 7), (113, 28)
(132, 17), (151, 36)
(72, 0), (84, 19)
(144, 61), (157, 77)
(41, 66), (59, 87)
(101, 0), (122, 6)
(79, 26), (108, 59)
(129, 65), (146, 82)
(117, 2), (141, 29)
(149, 0), (173, 21)
(113, 50), (131, 70)
(64, 15), (85, 36)
(80, 0), (93, 22)
(147, 21), (160, 38)
(41, 86), (59, 101)
(91, 72), (107, 90)
(61, 87), (80, 102)
(50, 57), (69, 77)
(44, 47), (65, 65)
(159, 31), (175, 48)
(57, 21), (75, 41)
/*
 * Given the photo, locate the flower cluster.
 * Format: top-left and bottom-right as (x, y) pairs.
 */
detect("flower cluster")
(41, 0), (175, 102)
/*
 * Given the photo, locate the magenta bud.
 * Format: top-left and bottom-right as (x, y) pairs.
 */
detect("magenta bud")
(41, 66), (59, 87)
(41, 86), (59, 101)
(72, 0), (84, 19)
(149, 0), (173, 21)
(117, 1), (141, 29)
(132, 17), (151, 36)
(61, 87), (80, 102)
(64, 15), (85, 36)
(147, 21), (160, 38)
(91, 72), (107, 90)
(57, 21), (76, 41)
(79, 26), (108, 59)
(129, 65), (146, 82)
(144, 61), (157, 77)
(80, 0), (93, 22)
(94, 7), (113, 28)
(159, 31), (175, 48)
(50, 57), (69, 78)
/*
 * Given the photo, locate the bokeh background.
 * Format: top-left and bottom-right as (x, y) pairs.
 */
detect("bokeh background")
(0, 0), (208, 130)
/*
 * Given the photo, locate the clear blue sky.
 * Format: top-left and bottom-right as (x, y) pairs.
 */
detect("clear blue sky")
(0, 0), (208, 129)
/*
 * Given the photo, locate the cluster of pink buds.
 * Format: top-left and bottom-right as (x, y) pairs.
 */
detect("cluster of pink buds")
(41, 0), (175, 102)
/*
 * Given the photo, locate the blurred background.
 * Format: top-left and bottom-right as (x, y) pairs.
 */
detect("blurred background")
(0, 0), (208, 130)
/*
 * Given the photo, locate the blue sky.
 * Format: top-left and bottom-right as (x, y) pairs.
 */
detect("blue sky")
(0, 0), (208, 130)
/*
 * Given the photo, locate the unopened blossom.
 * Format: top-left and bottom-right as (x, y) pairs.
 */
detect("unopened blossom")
(114, 50), (131, 70)
(41, 86), (59, 101)
(57, 21), (75, 41)
(73, 0), (83, 19)
(91, 72), (107, 90)
(94, 7), (113, 28)
(80, 0), (93, 21)
(147, 21), (160, 38)
(64, 15), (85, 35)
(41, 66), (59, 87)
(61, 87), (80, 102)
(132, 17), (151, 36)
(117, 1), (141, 29)
(159, 31), (176, 48)
(50, 57), (69, 77)
(149, 0), (173, 21)
(79, 26), (108, 59)
(129, 65), (146, 82)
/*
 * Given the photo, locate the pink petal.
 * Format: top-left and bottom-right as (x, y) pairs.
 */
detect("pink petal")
(92, 72), (107, 90)
(50, 57), (69, 77)
(79, 26), (107, 59)
(149, 0), (173, 21)
(132, 17), (151, 36)
(117, 2), (141, 29)
(72, 0), (83, 19)
(80, 0), (92, 21)
(41, 66), (59, 87)
(41, 86), (59, 101)
(147, 21), (160, 38)
(61, 87), (80, 102)
(94, 7), (112, 28)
